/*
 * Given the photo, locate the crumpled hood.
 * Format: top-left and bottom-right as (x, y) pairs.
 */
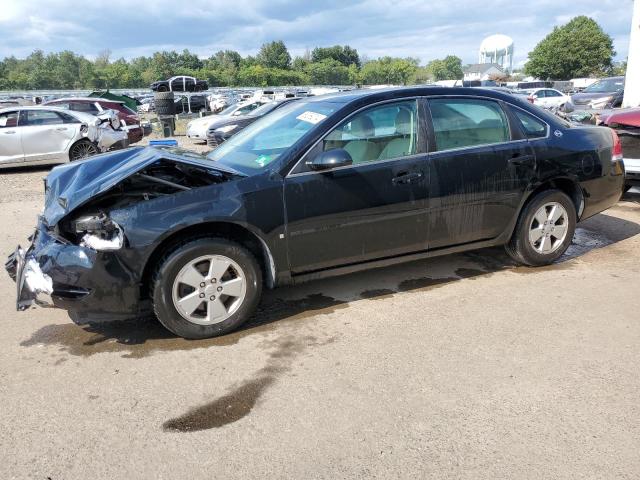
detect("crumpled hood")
(601, 108), (640, 128)
(43, 146), (240, 226)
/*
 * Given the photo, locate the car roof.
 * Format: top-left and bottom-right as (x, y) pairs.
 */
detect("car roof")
(302, 86), (518, 105)
(0, 105), (73, 113)
(44, 97), (124, 104)
(0, 105), (97, 121)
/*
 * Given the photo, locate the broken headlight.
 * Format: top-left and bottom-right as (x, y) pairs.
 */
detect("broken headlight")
(72, 213), (124, 251)
(215, 124), (238, 134)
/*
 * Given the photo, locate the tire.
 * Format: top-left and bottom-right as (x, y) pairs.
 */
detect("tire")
(152, 237), (262, 339)
(505, 189), (577, 266)
(156, 85), (168, 92)
(154, 91), (176, 116)
(69, 139), (98, 161)
(155, 103), (176, 116)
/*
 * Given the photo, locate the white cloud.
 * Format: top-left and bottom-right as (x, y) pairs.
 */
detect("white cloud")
(0, 0), (632, 65)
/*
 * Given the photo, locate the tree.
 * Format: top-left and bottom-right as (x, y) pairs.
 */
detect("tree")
(361, 57), (418, 85)
(311, 45), (360, 68)
(305, 59), (350, 85)
(424, 55), (463, 81)
(525, 16), (615, 80)
(257, 41), (291, 70)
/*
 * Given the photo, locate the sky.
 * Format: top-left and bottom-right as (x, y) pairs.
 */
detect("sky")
(0, 0), (633, 68)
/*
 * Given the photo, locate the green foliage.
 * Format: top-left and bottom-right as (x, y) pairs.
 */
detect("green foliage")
(305, 59), (350, 85)
(423, 55), (463, 81)
(0, 41), (463, 90)
(360, 57), (419, 85)
(256, 40), (291, 70)
(311, 45), (360, 67)
(524, 16), (615, 80)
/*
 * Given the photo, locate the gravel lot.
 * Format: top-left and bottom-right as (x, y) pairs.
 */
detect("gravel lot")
(0, 153), (639, 479)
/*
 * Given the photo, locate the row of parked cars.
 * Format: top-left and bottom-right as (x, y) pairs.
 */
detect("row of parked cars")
(525, 76), (625, 111)
(0, 96), (150, 168)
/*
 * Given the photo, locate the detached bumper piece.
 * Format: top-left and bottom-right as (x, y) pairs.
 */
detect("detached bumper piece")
(6, 246), (54, 311)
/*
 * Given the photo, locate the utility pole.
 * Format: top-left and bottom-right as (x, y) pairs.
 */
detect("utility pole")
(623, 0), (640, 107)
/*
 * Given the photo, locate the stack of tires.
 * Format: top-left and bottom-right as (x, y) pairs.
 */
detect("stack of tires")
(154, 91), (176, 116)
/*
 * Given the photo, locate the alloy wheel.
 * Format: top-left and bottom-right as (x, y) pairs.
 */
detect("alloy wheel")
(70, 142), (98, 160)
(171, 255), (247, 325)
(528, 202), (569, 254)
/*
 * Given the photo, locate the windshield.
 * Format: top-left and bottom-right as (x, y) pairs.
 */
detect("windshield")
(251, 102), (280, 116)
(584, 78), (624, 93)
(218, 103), (241, 115)
(207, 100), (339, 173)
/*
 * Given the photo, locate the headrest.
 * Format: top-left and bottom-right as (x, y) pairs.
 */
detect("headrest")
(350, 115), (374, 138)
(395, 109), (412, 135)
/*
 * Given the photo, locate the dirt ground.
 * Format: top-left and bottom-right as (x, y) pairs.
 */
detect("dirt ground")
(0, 156), (639, 479)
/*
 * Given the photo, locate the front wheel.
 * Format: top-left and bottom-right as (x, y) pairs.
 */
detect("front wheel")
(69, 139), (98, 161)
(152, 237), (262, 339)
(505, 189), (577, 266)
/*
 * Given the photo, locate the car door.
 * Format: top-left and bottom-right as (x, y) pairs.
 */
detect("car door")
(0, 110), (24, 164)
(534, 89), (548, 106)
(184, 77), (196, 91)
(284, 99), (429, 273)
(425, 97), (535, 249)
(20, 110), (77, 163)
(545, 89), (565, 107)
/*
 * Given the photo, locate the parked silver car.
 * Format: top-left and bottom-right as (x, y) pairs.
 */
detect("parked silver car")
(0, 106), (129, 168)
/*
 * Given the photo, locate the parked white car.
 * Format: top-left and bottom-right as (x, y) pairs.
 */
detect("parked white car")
(527, 88), (570, 109)
(186, 99), (267, 143)
(0, 106), (128, 168)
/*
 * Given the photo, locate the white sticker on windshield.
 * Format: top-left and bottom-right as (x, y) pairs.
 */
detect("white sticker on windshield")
(296, 111), (327, 124)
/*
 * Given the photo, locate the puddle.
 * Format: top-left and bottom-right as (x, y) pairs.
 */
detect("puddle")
(397, 276), (456, 292)
(163, 335), (330, 431)
(360, 288), (396, 300)
(20, 213), (638, 359)
(454, 268), (486, 279)
(163, 375), (276, 431)
(21, 294), (346, 359)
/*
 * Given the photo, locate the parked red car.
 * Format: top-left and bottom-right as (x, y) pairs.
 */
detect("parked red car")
(43, 97), (144, 144)
(599, 108), (640, 190)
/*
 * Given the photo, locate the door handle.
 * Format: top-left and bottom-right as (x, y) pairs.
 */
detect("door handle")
(508, 153), (535, 166)
(392, 172), (423, 185)
(3, 130), (15, 134)
(55, 127), (68, 131)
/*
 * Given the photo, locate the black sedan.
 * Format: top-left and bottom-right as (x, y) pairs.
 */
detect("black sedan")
(206, 97), (300, 148)
(150, 75), (208, 92)
(6, 87), (625, 339)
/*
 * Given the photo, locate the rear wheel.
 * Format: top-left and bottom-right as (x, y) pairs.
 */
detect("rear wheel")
(152, 237), (262, 339)
(69, 139), (98, 161)
(505, 189), (576, 266)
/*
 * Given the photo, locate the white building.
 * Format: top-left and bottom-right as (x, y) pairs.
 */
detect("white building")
(463, 63), (505, 82)
(479, 34), (514, 73)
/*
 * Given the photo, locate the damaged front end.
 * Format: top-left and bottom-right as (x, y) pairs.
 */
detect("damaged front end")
(5, 146), (242, 319)
(85, 109), (130, 153)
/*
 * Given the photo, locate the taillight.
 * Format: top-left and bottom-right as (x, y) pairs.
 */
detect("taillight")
(527, 96), (535, 104)
(611, 128), (623, 161)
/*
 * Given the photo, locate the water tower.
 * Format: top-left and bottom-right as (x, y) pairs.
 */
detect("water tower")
(479, 34), (514, 73)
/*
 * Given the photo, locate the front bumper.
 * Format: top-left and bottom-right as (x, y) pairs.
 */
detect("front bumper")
(624, 158), (640, 186)
(5, 221), (147, 323)
(5, 245), (54, 310)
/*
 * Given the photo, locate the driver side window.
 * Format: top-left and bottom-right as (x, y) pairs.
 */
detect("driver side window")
(319, 100), (418, 165)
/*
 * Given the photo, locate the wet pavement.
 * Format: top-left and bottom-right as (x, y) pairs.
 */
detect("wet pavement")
(1, 169), (639, 479)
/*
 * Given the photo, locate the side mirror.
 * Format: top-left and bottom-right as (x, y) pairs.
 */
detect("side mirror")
(306, 148), (353, 171)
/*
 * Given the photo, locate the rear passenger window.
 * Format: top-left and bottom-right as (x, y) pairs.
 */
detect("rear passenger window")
(70, 102), (100, 114)
(320, 100), (418, 164)
(513, 109), (547, 138)
(429, 99), (509, 151)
